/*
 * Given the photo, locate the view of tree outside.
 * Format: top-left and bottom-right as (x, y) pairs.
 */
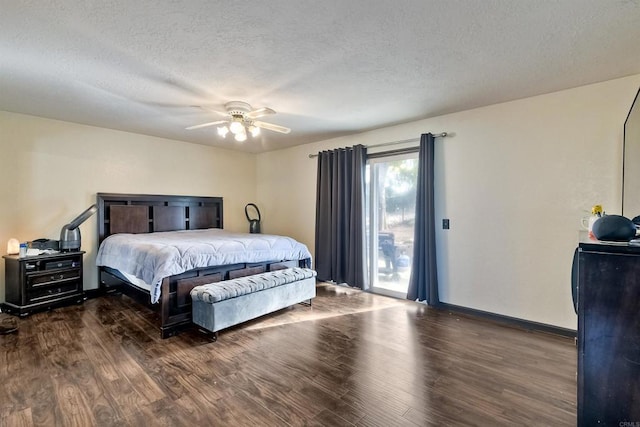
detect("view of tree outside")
(379, 158), (418, 230)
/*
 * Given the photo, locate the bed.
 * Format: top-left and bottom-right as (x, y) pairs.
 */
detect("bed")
(95, 193), (312, 338)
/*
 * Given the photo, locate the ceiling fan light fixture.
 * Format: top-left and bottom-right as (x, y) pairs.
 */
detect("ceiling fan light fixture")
(235, 129), (247, 142)
(186, 101), (290, 140)
(248, 125), (260, 137)
(229, 120), (244, 134)
(217, 126), (229, 137)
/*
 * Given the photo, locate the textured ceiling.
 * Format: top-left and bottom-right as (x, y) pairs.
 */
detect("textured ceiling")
(2, 0), (640, 153)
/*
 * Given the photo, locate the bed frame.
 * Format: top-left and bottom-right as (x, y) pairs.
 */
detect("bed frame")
(97, 193), (311, 338)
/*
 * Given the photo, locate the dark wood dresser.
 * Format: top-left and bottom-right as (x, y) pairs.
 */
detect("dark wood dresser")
(577, 240), (640, 425)
(2, 251), (85, 316)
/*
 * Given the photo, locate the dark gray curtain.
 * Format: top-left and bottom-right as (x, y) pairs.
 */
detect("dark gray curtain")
(315, 144), (367, 289)
(407, 133), (439, 304)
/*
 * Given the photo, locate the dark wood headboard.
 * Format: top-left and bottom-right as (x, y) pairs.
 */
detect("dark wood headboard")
(97, 193), (223, 244)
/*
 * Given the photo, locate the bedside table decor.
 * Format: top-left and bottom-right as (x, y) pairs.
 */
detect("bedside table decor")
(7, 238), (19, 255)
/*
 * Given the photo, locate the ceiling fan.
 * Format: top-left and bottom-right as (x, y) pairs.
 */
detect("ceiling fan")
(186, 101), (291, 142)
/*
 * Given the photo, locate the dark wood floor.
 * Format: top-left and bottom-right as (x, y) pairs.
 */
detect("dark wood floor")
(0, 283), (576, 426)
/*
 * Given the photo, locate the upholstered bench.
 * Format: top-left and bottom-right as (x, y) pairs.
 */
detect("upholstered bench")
(190, 267), (317, 340)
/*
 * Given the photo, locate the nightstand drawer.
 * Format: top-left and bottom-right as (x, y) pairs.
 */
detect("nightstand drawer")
(26, 268), (81, 289)
(26, 282), (80, 303)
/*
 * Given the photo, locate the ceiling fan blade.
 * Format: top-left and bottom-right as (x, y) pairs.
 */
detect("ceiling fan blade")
(253, 120), (291, 134)
(197, 106), (232, 117)
(185, 120), (228, 130)
(246, 107), (276, 119)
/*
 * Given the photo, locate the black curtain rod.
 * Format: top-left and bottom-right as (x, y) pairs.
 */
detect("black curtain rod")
(308, 132), (448, 158)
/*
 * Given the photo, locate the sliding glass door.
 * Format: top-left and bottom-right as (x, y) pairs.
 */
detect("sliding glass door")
(366, 152), (418, 298)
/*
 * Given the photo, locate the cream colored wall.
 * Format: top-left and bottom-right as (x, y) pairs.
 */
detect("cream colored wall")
(256, 74), (640, 330)
(0, 112), (256, 297)
(4, 75), (640, 328)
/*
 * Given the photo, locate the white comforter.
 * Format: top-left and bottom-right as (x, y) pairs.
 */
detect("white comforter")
(96, 228), (312, 303)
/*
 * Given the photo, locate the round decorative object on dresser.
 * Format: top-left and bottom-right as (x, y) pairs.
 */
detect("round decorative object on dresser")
(592, 214), (637, 241)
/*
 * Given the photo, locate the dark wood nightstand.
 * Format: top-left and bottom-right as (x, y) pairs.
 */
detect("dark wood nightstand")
(2, 251), (85, 316)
